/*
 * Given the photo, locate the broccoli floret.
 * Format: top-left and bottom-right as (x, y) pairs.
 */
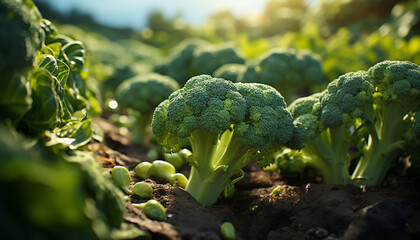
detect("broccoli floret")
(152, 75), (294, 205)
(0, 0), (44, 123)
(351, 60), (420, 186)
(238, 48), (327, 104)
(213, 63), (246, 82)
(116, 73), (179, 145)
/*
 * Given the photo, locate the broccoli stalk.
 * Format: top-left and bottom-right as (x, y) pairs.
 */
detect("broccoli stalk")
(351, 61), (420, 186)
(152, 75), (294, 206)
(185, 128), (254, 205)
(299, 126), (354, 184)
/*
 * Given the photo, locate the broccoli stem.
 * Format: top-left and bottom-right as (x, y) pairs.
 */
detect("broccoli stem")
(185, 129), (250, 206)
(133, 113), (153, 145)
(351, 101), (411, 186)
(302, 125), (352, 184)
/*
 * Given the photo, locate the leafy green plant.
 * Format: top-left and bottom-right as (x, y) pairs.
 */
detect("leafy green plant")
(0, 124), (125, 239)
(0, 0), (44, 123)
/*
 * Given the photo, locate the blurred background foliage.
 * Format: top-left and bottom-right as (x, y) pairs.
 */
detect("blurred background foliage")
(32, 0), (419, 144)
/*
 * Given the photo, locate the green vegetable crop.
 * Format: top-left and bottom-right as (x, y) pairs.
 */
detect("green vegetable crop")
(351, 60), (420, 185)
(152, 75), (295, 205)
(275, 60), (420, 186)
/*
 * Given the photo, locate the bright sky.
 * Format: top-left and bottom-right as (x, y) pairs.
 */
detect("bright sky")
(37, 0), (271, 30)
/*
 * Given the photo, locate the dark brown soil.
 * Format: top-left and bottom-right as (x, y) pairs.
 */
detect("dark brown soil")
(94, 118), (420, 240)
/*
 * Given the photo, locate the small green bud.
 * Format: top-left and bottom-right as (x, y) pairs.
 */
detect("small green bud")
(148, 160), (176, 181)
(135, 162), (152, 179)
(133, 199), (167, 221)
(270, 186), (283, 196)
(169, 173), (188, 188)
(220, 222), (235, 240)
(112, 166), (131, 194)
(178, 148), (192, 161)
(132, 182), (153, 198)
(163, 153), (185, 170)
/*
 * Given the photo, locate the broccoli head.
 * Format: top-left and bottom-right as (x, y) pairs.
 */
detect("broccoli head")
(351, 60), (420, 186)
(239, 48), (327, 104)
(116, 73), (179, 145)
(280, 85), (360, 184)
(152, 75), (294, 205)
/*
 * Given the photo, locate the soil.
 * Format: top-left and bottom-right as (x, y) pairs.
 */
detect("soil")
(93, 117), (420, 240)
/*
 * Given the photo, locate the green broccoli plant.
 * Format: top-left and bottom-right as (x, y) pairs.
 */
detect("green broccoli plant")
(351, 60), (420, 186)
(152, 75), (295, 206)
(116, 73), (179, 145)
(238, 48), (327, 104)
(279, 71), (375, 184)
(276, 60), (420, 186)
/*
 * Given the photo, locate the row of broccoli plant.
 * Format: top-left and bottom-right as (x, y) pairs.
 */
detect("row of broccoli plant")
(0, 1), (146, 239)
(272, 60), (420, 186)
(113, 44), (328, 151)
(145, 60), (419, 207)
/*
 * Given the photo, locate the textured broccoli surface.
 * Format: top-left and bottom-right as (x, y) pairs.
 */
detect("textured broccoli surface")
(152, 75), (294, 205)
(351, 60), (420, 185)
(239, 48), (327, 104)
(116, 73), (179, 145)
